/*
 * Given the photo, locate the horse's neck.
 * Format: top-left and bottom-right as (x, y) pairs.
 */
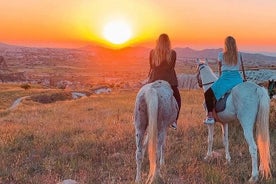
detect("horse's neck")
(203, 83), (215, 92)
(202, 69), (218, 92)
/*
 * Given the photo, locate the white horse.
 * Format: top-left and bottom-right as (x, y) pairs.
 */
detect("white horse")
(196, 59), (271, 183)
(134, 80), (178, 183)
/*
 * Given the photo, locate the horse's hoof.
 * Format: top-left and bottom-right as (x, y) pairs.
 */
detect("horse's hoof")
(224, 159), (231, 165)
(160, 159), (165, 166)
(223, 161), (231, 166)
(135, 176), (141, 184)
(203, 155), (212, 162)
(248, 176), (258, 183)
(146, 175), (154, 184)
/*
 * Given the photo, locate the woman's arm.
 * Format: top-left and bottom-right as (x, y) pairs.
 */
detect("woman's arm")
(218, 61), (222, 76)
(148, 50), (154, 77)
(217, 52), (223, 76)
(171, 50), (176, 68)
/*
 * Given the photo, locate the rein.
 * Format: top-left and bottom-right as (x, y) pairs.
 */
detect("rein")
(197, 63), (215, 88)
(202, 81), (215, 86)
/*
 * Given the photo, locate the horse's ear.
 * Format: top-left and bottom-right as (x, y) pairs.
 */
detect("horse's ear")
(196, 58), (200, 64)
(205, 58), (209, 65)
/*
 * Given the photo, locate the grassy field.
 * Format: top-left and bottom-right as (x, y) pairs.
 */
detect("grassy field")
(0, 84), (275, 184)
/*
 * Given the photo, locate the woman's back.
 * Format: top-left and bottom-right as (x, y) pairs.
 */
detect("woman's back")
(218, 52), (241, 71)
(148, 49), (178, 86)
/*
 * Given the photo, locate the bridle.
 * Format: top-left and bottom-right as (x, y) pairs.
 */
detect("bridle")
(196, 63), (215, 88)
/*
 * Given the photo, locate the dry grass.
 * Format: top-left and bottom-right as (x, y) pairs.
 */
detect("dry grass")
(0, 86), (275, 184)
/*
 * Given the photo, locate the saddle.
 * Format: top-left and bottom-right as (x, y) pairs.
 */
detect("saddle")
(215, 91), (231, 113)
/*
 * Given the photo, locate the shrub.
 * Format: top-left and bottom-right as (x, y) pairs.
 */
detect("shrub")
(20, 83), (31, 90)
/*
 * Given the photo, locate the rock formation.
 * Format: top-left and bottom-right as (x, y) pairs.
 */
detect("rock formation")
(0, 56), (8, 70)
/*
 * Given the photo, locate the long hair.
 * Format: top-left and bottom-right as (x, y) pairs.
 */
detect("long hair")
(152, 33), (172, 66)
(223, 36), (238, 65)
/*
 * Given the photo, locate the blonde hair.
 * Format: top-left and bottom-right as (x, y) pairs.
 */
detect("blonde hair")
(223, 36), (238, 65)
(152, 33), (172, 66)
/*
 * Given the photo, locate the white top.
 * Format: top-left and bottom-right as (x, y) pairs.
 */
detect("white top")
(218, 52), (241, 71)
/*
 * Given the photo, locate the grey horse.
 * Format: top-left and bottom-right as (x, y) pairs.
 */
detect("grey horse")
(134, 80), (178, 183)
(196, 59), (271, 183)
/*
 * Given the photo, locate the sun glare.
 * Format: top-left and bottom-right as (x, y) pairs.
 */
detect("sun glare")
(103, 20), (132, 45)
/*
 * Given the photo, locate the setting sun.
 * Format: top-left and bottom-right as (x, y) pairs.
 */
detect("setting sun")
(103, 20), (132, 45)
(0, 0), (276, 51)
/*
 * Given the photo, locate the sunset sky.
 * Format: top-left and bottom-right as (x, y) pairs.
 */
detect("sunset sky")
(1, 0), (276, 52)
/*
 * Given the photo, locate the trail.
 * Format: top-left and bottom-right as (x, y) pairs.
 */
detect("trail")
(8, 96), (30, 110)
(6, 92), (88, 111)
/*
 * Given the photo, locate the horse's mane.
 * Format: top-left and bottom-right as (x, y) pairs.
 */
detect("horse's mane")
(200, 63), (218, 81)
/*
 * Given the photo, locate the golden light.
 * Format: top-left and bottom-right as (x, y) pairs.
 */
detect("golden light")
(103, 20), (132, 44)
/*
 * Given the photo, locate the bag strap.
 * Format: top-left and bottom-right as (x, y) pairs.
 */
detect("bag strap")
(240, 53), (247, 82)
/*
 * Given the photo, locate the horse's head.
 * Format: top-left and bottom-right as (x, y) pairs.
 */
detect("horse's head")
(195, 59), (205, 88)
(195, 58), (218, 92)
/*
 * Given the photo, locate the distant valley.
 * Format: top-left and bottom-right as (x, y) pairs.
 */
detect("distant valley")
(0, 42), (275, 90)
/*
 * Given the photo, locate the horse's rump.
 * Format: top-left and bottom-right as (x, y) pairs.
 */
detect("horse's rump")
(134, 80), (178, 129)
(134, 80), (178, 183)
(216, 81), (260, 112)
(217, 81), (262, 121)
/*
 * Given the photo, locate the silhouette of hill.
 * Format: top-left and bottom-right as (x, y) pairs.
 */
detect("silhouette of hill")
(80, 44), (150, 60)
(175, 47), (276, 63)
(0, 42), (18, 48)
(80, 44), (276, 64)
(1, 42), (276, 63)
(175, 47), (223, 59)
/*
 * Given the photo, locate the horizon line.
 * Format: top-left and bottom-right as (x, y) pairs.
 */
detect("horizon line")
(1, 41), (276, 56)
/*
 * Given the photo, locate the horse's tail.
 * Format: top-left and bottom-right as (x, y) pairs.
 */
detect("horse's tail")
(256, 87), (271, 179)
(145, 87), (158, 179)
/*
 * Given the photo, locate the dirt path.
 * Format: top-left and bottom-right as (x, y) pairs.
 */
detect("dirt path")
(8, 96), (30, 110)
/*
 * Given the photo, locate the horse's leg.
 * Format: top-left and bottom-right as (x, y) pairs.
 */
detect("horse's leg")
(221, 123), (231, 163)
(135, 129), (146, 183)
(241, 122), (259, 183)
(142, 132), (149, 161)
(156, 128), (166, 179)
(145, 128), (166, 184)
(204, 124), (214, 161)
(159, 129), (167, 166)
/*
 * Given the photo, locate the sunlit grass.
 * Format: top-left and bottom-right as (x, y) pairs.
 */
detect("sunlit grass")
(0, 86), (275, 183)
